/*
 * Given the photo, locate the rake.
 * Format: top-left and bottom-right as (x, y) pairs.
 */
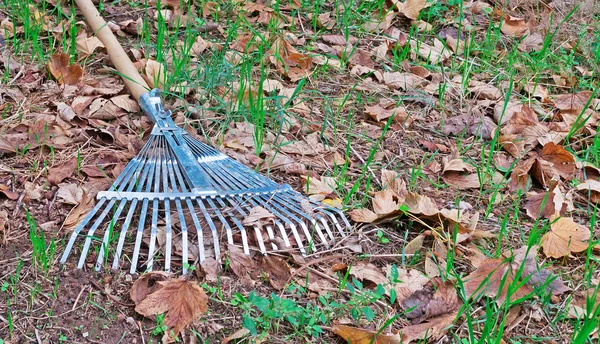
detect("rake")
(60, 0), (351, 274)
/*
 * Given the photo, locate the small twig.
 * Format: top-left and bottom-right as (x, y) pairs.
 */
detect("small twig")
(72, 285), (88, 311)
(137, 321), (146, 344)
(35, 328), (42, 344)
(7, 66), (24, 86)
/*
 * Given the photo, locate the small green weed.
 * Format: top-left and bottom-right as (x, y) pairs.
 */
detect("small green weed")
(25, 206), (56, 274)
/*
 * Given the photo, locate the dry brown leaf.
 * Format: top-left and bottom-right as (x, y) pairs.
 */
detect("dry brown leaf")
(75, 33), (105, 57)
(55, 183), (83, 205)
(404, 192), (439, 217)
(566, 288), (600, 319)
(134, 278), (208, 336)
(500, 15), (530, 37)
(221, 328), (251, 344)
(511, 245), (570, 296)
(401, 278), (460, 320)
(404, 234), (425, 255)
(574, 180), (600, 203)
(259, 256), (291, 290)
(385, 267), (429, 305)
(0, 184), (18, 200)
(349, 208), (379, 223)
(442, 113), (497, 139)
(130, 271), (170, 304)
(400, 312), (456, 343)
(227, 244), (255, 278)
(518, 32), (543, 52)
(199, 258), (220, 283)
(48, 157), (77, 185)
(540, 217), (590, 258)
(393, 0), (427, 20)
(322, 34), (358, 45)
(144, 59), (166, 88)
(373, 189), (401, 216)
(63, 190), (95, 230)
(381, 169), (408, 198)
(350, 262), (388, 287)
(47, 52), (83, 85)
(524, 184), (568, 219)
(241, 206), (275, 227)
(533, 142), (576, 182)
(441, 158), (481, 190)
(464, 258), (533, 304)
(302, 175), (337, 200)
(364, 104), (409, 123)
(111, 94), (140, 112)
(554, 91), (592, 111)
(382, 72), (422, 90)
(332, 325), (401, 344)
(268, 37), (313, 82)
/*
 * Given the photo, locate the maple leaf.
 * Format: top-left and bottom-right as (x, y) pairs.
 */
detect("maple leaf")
(75, 33), (105, 58)
(134, 277), (208, 336)
(47, 52), (83, 85)
(540, 217), (590, 258)
(464, 258), (533, 304)
(554, 91), (592, 112)
(332, 324), (401, 344)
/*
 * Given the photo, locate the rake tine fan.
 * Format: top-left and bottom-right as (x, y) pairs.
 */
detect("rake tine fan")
(60, 0), (352, 273)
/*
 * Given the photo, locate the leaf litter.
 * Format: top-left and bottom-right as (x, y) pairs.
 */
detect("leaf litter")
(3, 0), (600, 342)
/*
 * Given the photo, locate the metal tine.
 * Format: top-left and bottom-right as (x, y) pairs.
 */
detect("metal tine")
(267, 193), (330, 246)
(131, 136), (161, 273)
(146, 137), (165, 272)
(199, 160), (297, 252)
(169, 156), (208, 263)
(160, 143), (173, 273)
(165, 145), (189, 273)
(96, 136), (158, 270)
(196, 198), (222, 260)
(211, 197), (250, 255)
(195, 161), (266, 253)
(60, 138), (156, 265)
(112, 140), (161, 269)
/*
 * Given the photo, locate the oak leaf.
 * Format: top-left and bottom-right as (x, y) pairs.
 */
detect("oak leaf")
(540, 217), (590, 258)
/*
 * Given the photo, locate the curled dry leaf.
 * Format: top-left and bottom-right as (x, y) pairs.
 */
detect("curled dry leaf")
(540, 216), (590, 258)
(134, 277), (208, 336)
(242, 206), (275, 227)
(574, 179), (600, 203)
(47, 52), (83, 85)
(144, 59), (166, 88)
(401, 278), (460, 321)
(63, 190), (95, 230)
(500, 15), (530, 37)
(332, 324), (401, 344)
(221, 328), (251, 344)
(441, 158), (481, 190)
(55, 183), (83, 205)
(531, 142), (576, 185)
(268, 37), (313, 82)
(130, 271), (170, 304)
(524, 183), (568, 219)
(0, 184), (18, 200)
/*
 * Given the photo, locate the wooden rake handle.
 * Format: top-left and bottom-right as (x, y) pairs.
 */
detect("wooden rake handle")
(75, 0), (149, 100)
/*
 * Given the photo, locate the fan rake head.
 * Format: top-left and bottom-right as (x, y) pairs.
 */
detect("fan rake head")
(60, 121), (351, 274)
